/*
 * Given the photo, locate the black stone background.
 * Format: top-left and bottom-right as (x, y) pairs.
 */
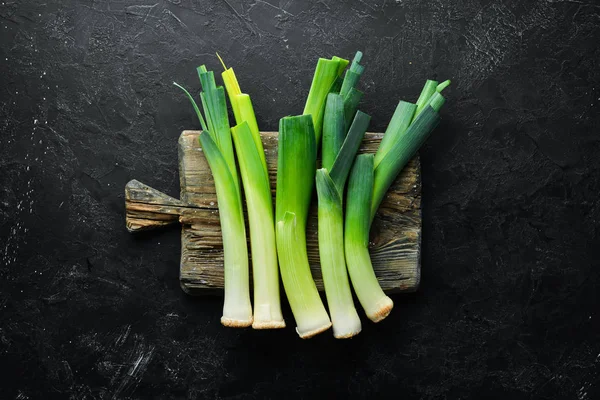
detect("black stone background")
(1, 0), (599, 399)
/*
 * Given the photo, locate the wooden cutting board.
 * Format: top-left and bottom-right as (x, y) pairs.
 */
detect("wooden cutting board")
(125, 131), (421, 294)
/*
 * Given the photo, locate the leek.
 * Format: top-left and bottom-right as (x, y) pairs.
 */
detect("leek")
(231, 122), (284, 329)
(316, 52), (368, 338)
(316, 170), (361, 338)
(317, 96), (370, 338)
(345, 154), (393, 322)
(347, 79), (450, 322)
(276, 115), (331, 338)
(174, 67), (252, 327)
(219, 56), (284, 329)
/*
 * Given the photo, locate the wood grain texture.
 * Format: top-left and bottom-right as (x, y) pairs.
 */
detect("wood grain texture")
(125, 179), (189, 232)
(126, 130), (421, 294)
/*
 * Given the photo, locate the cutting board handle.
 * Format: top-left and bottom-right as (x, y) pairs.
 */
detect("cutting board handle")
(124, 179), (186, 232)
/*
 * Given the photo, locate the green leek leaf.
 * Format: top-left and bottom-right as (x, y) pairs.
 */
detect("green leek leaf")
(322, 93), (345, 171)
(374, 101), (417, 168)
(371, 105), (441, 220)
(329, 110), (370, 192)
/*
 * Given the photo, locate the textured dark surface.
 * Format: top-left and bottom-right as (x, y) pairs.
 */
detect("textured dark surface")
(1, 0), (599, 399)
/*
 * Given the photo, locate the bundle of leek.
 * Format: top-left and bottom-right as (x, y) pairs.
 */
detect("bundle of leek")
(174, 66), (253, 327)
(217, 56), (285, 329)
(173, 53), (451, 337)
(345, 79), (451, 322)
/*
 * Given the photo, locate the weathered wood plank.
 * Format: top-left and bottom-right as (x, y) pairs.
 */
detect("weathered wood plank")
(176, 131), (421, 294)
(125, 179), (189, 232)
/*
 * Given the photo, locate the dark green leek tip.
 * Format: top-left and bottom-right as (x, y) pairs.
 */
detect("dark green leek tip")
(197, 66), (217, 92)
(352, 51), (363, 65)
(436, 80), (451, 93)
(415, 80), (438, 110)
